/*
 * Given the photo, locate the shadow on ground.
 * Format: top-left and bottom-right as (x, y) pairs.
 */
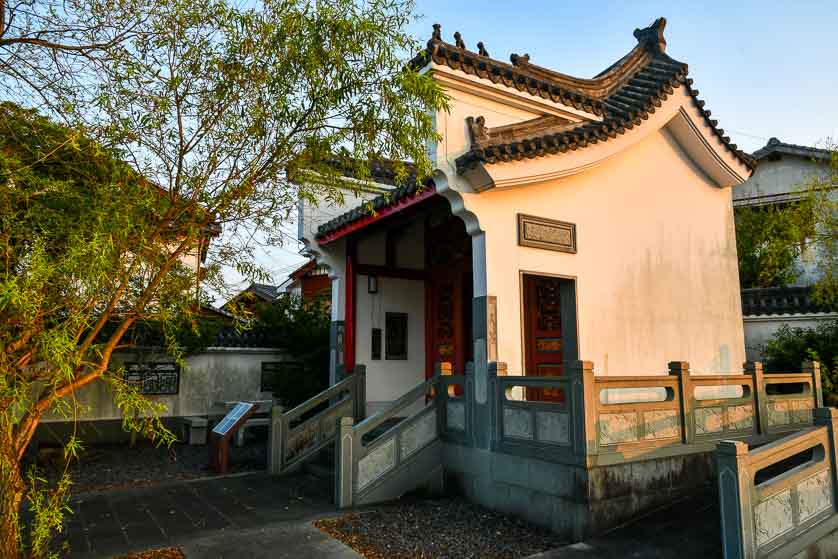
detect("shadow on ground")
(529, 489), (721, 558)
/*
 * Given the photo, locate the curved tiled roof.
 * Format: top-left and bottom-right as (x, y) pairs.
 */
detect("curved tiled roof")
(411, 28), (607, 117)
(317, 18), (753, 241)
(446, 18), (754, 173)
(315, 174), (433, 239)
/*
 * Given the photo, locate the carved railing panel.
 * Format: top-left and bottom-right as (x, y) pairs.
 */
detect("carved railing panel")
(495, 376), (576, 463)
(269, 366), (366, 474)
(593, 376), (681, 451)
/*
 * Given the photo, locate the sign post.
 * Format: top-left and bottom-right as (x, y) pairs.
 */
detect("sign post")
(209, 402), (256, 474)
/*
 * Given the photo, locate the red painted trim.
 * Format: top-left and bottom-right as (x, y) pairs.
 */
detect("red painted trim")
(344, 239), (356, 373)
(424, 218), (433, 382)
(317, 186), (437, 246)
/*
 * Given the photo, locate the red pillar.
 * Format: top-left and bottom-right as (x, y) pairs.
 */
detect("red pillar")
(344, 238), (356, 373)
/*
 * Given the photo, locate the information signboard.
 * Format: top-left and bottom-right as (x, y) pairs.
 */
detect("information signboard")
(212, 402), (254, 436)
(209, 401), (257, 474)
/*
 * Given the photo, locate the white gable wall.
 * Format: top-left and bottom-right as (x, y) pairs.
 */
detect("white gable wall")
(458, 127), (745, 375)
(430, 65), (595, 181)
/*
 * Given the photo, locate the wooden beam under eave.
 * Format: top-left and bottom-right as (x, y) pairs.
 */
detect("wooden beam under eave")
(355, 264), (426, 281)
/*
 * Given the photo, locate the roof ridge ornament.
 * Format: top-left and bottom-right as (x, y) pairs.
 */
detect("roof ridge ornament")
(466, 116), (490, 147)
(510, 53), (530, 67)
(454, 31), (466, 49)
(427, 23), (442, 52)
(633, 17), (667, 54)
(477, 42), (489, 57)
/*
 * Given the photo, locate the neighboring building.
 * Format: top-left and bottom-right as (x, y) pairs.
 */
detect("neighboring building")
(281, 258), (332, 301)
(733, 138), (837, 360)
(222, 282), (280, 318)
(298, 18), (752, 413)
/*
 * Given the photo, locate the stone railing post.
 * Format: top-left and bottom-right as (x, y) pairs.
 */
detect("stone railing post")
(434, 362), (451, 435)
(353, 364), (367, 421)
(436, 361), (452, 393)
(474, 361), (502, 450)
(804, 360), (823, 408)
(716, 440), (754, 559)
(268, 403), (285, 475)
(568, 360), (596, 459)
(334, 417), (355, 508)
(745, 361), (768, 436)
(814, 408), (838, 506)
(463, 362), (475, 445)
(669, 361), (693, 444)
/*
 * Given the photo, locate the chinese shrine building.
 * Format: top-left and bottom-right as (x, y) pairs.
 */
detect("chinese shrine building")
(298, 17), (754, 413)
(281, 21), (838, 552)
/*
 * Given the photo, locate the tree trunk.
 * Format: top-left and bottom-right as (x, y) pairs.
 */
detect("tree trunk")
(0, 445), (24, 558)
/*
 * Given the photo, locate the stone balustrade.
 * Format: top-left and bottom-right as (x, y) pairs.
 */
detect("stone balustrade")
(457, 359), (823, 467)
(717, 408), (838, 558)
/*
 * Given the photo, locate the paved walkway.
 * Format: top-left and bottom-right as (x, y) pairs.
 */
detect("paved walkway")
(64, 471), (360, 558)
(62, 470), (722, 559)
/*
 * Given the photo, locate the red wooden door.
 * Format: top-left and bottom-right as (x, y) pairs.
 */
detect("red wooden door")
(523, 275), (565, 402)
(425, 216), (472, 395)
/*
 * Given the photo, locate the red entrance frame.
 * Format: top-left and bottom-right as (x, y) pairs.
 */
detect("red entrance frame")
(344, 238), (356, 372)
(317, 185), (437, 373)
(316, 186), (437, 246)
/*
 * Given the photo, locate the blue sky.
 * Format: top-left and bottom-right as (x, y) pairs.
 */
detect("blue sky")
(217, 1), (838, 303)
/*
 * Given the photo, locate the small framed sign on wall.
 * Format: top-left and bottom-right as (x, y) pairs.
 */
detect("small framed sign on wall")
(371, 328), (382, 360)
(517, 214), (577, 253)
(385, 312), (408, 360)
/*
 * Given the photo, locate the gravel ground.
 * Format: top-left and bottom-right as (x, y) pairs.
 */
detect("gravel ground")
(315, 498), (567, 559)
(113, 547), (186, 559)
(38, 440), (266, 494)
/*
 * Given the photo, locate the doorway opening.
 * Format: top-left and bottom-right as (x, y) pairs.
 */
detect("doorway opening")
(522, 274), (578, 402)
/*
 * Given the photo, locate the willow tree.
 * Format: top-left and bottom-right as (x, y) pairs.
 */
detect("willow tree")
(0, 0), (163, 116)
(0, 0), (446, 555)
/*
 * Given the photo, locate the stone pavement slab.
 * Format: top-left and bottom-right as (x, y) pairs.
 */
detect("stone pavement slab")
(65, 471), (339, 558)
(180, 520), (361, 559)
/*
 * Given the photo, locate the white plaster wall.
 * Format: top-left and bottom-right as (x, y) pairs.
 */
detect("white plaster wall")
(457, 128), (746, 376)
(42, 348), (288, 422)
(355, 275), (425, 413)
(744, 314), (838, 362)
(433, 80), (556, 180)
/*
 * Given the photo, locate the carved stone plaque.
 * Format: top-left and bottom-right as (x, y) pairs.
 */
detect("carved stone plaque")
(517, 214), (577, 253)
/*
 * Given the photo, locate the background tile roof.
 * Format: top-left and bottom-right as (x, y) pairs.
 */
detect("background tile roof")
(752, 137), (833, 162)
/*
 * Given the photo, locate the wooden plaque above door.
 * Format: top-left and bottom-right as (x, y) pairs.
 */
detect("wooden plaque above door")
(517, 214), (576, 253)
